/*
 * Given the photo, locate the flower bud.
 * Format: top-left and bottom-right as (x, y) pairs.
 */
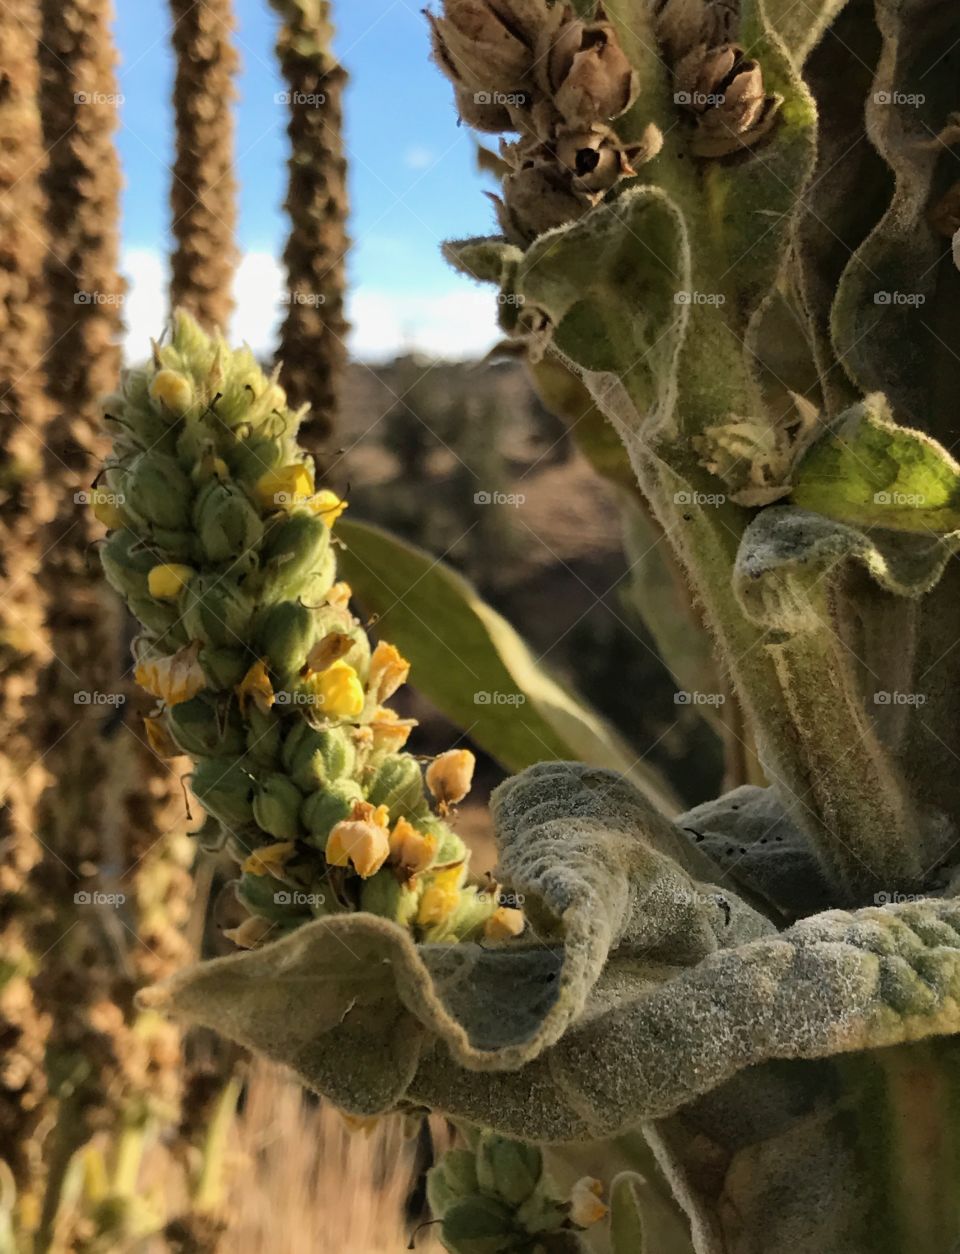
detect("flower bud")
(426, 748), (475, 808)
(147, 563), (195, 601)
(200, 645), (252, 691)
(101, 528), (157, 602)
(253, 774), (305, 840)
(301, 778), (365, 841)
(135, 642), (207, 707)
(124, 451), (193, 531)
(359, 868), (421, 926)
(427, 1149), (479, 1218)
(237, 869), (311, 922)
(254, 601), (318, 682)
(440, 1196), (522, 1254)
(127, 595), (189, 642)
(281, 723), (356, 791)
(149, 368), (195, 416)
(193, 479), (264, 563)
(257, 510), (331, 603)
(367, 754), (428, 820)
(225, 433), (286, 487)
(568, 1177), (607, 1228)
(476, 1132), (542, 1206)
(541, 18), (638, 127)
(167, 695), (246, 757)
(182, 576), (254, 648)
(190, 757), (256, 828)
(245, 701), (284, 767)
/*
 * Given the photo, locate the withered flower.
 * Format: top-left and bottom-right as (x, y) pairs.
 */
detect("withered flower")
(428, 0), (562, 93)
(554, 121), (662, 191)
(675, 44), (781, 157)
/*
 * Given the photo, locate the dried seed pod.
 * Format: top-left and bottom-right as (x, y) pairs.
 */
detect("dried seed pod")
(429, 0), (561, 93)
(675, 44), (780, 157)
(454, 85), (517, 132)
(554, 123), (662, 191)
(539, 16), (638, 127)
(651, 0), (739, 64)
(496, 162), (594, 244)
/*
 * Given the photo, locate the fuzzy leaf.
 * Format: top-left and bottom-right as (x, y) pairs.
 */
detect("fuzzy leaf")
(337, 518), (678, 812)
(609, 1173), (648, 1254)
(764, 0), (852, 63)
(792, 396), (960, 532)
(442, 236), (523, 286)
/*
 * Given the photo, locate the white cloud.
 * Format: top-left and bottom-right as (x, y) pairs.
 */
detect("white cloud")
(120, 248), (499, 363)
(403, 146), (436, 170)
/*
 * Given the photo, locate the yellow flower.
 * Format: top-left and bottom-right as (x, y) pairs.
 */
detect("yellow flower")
(417, 864), (465, 927)
(367, 641), (410, 703)
(149, 368), (194, 415)
(253, 463), (314, 512)
(147, 563), (195, 600)
(425, 749), (475, 808)
(568, 1178), (607, 1228)
(484, 906), (525, 941)
(369, 706), (417, 753)
(309, 659), (365, 720)
(304, 630), (355, 675)
(326, 581), (352, 609)
(242, 841), (296, 877)
(311, 489), (347, 526)
(236, 658), (275, 715)
(143, 715), (180, 759)
(135, 643), (206, 707)
(388, 817), (437, 879)
(90, 488), (124, 530)
(326, 808), (391, 878)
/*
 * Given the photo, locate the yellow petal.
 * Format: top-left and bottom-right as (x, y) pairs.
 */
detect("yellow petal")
(236, 658), (275, 715)
(253, 463), (314, 512)
(147, 563), (195, 600)
(310, 659), (365, 720)
(90, 489), (124, 530)
(135, 643), (206, 707)
(389, 817), (437, 877)
(325, 819), (390, 878)
(425, 749), (475, 807)
(143, 715), (180, 758)
(569, 1178), (607, 1228)
(367, 641), (410, 703)
(326, 581), (352, 609)
(369, 706), (417, 753)
(149, 368), (194, 415)
(484, 906), (525, 941)
(311, 489), (348, 526)
(242, 841), (296, 877)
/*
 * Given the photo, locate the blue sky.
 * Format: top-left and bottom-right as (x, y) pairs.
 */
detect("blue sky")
(114, 0), (500, 359)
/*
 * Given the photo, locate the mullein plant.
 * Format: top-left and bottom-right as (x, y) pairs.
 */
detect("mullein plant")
(97, 311), (519, 952)
(132, 1), (960, 1252)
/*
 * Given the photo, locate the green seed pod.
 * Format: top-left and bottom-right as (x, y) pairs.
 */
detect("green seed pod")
(422, 886), (498, 945)
(298, 545), (338, 609)
(182, 576), (254, 648)
(420, 816), (469, 866)
(253, 773), (304, 839)
(253, 600), (317, 681)
(199, 645), (250, 690)
(359, 869), (421, 927)
(441, 1196), (524, 1254)
(101, 528), (153, 601)
(235, 871), (310, 923)
(427, 1150), (481, 1218)
(191, 757), (256, 828)
(281, 722), (356, 791)
(168, 695), (246, 758)
(193, 478), (264, 564)
(126, 595), (189, 643)
(225, 432), (286, 487)
(476, 1134), (542, 1207)
(146, 525), (198, 562)
(365, 754), (429, 820)
(301, 777), (364, 842)
(123, 450), (193, 530)
(245, 702), (283, 768)
(257, 510), (330, 603)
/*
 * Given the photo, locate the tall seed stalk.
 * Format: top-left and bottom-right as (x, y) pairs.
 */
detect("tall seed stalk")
(270, 0), (350, 448)
(0, 0), (56, 1228)
(169, 0), (239, 331)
